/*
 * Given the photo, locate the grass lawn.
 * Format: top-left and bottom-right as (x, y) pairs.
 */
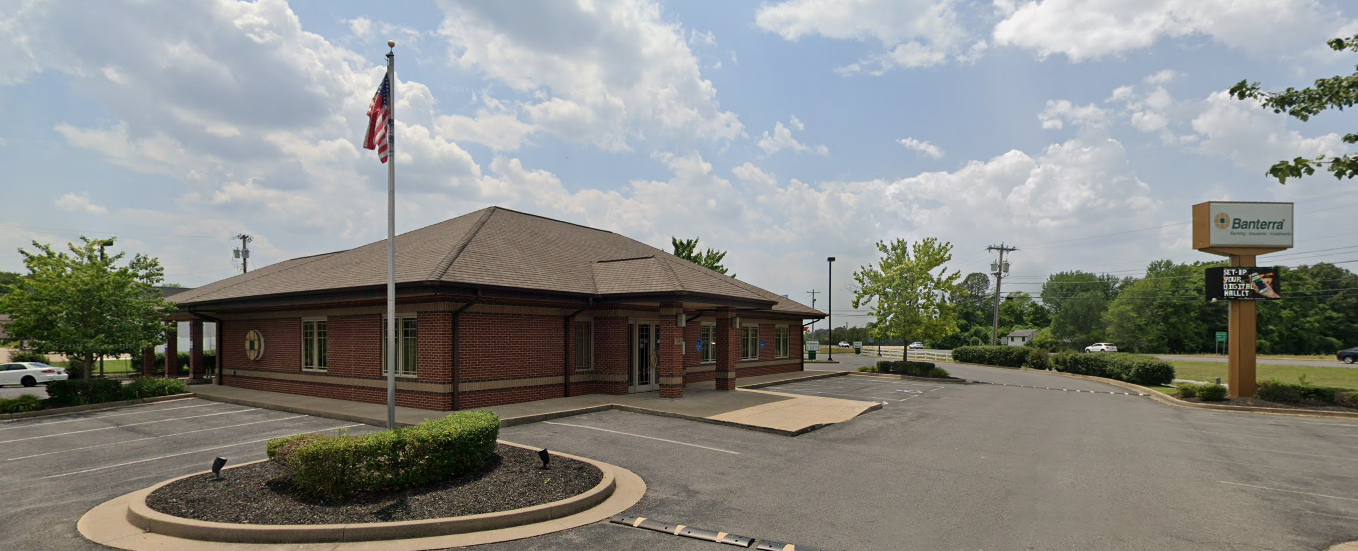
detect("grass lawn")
(1170, 361), (1358, 391)
(1162, 353), (1337, 361)
(52, 359), (136, 374)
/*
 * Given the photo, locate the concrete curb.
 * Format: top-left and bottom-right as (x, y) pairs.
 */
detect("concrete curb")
(1330, 541), (1358, 551)
(848, 372), (971, 384)
(0, 393), (194, 422)
(946, 360), (1358, 420)
(79, 441), (646, 550)
(736, 371), (847, 389)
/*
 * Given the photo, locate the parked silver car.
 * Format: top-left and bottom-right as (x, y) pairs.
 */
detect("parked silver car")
(0, 362), (69, 387)
(1083, 343), (1118, 353)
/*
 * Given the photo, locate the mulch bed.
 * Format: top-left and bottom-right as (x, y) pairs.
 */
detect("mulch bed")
(146, 444), (603, 525)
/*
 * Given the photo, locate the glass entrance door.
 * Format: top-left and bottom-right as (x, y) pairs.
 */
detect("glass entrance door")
(629, 322), (659, 393)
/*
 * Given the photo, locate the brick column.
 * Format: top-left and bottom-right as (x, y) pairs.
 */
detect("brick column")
(658, 303), (685, 398)
(189, 319), (205, 379)
(595, 317), (628, 395)
(141, 347), (155, 377)
(164, 325), (179, 378)
(715, 308), (739, 390)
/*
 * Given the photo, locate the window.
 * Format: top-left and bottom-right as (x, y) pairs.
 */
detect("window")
(574, 321), (593, 370)
(382, 316), (418, 377)
(741, 325), (759, 360)
(302, 319), (327, 371)
(775, 326), (789, 358)
(699, 325), (716, 363)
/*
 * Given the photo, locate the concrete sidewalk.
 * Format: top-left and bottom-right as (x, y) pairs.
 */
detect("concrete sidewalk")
(190, 370), (879, 436)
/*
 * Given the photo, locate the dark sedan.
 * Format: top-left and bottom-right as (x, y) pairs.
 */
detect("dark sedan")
(1340, 347), (1358, 365)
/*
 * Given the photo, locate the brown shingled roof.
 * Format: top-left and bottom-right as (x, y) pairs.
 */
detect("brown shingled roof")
(172, 207), (822, 317)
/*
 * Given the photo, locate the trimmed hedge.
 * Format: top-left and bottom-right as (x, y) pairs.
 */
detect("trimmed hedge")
(1197, 384), (1227, 402)
(1025, 348), (1053, 370)
(8, 351), (50, 363)
(1255, 378), (1347, 405)
(46, 379), (124, 406)
(122, 378), (187, 400)
(1051, 352), (1175, 386)
(0, 394), (43, 413)
(874, 360), (951, 378)
(1175, 384), (1199, 399)
(268, 411), (500, 499)
(951, 346), (1028, 368)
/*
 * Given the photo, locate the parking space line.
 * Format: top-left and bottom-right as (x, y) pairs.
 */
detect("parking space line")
(1184, 457), (1358, 479)
(42, 424), (363, 479)
(542, 421), (740, 455)
(1219, 481), (1358, 503)
(1165, 427), (1358, 449)
(1173, 440), (1358, 462)
(5, 415), (306, 461)
(0, 402), (214, 431)
(0, 409), (255, 444)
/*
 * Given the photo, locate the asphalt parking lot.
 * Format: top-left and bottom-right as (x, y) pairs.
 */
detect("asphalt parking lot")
(0, 397), (371, 551)
(0, 384), (50, 399)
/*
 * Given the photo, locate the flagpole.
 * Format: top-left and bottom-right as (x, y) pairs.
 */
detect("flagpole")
(385, 41), (397, 430)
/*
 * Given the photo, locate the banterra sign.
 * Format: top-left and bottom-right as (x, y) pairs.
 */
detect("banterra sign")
(1205, 202), (1293, 248)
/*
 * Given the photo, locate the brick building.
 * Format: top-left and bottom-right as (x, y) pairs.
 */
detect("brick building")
(163, 207), (823, 410)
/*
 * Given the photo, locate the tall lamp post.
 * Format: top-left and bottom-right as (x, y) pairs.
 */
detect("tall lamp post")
(827, 256), (835, 360)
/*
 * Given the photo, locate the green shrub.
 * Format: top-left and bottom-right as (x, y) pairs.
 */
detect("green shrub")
(1197, 384), (1227, 402)
(1024, 348), (1052, 370)
(0, 394), (44, 413)
(876, 360), (894, 371)
(1256, 379), (1304, 404)
(121, 378), (186, 400)
(952, 346), (1028, 368)
(1336, 391), (1358, 409)
(8, 351), (50, 363)
(271, 411), (501, 499)
(1175, 384), (1199, 399)
(926, 367), (951, 378)
(45, 379), (124, 406)
(1051, 352), (1175, 386)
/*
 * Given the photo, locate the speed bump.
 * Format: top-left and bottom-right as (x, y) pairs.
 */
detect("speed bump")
(756, 541), (829, 551)
(611, 515), (754, 547)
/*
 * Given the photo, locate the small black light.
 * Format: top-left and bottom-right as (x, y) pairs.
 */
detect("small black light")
(537, 448), (551, 469)
(212, 456), (228, 479)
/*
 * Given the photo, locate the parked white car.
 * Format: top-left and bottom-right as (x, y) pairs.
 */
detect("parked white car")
(0, 362), (69, 387)
(908, 342), (925, 350)
(1084, 343), (1118, 353)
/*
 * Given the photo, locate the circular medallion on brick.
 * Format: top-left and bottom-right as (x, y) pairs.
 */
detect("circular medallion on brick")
(245, 330), (265, 361)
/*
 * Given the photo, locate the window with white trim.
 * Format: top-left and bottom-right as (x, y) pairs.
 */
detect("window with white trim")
(700, 324), (716, 363)
(775, 326), (789, 358)
(382, 316), (418, 377)
(574, 321), (593, 370)
(741, 325), (759, 360)
(302, 319), (327, 371)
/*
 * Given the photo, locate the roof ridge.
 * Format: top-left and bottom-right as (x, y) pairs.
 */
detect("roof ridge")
(657, 254), (685, 291)
(494, 206), (615, 234)
(429, 207), (497, 280)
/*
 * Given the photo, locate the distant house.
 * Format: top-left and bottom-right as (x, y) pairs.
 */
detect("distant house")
(1005, 329), (1038, 347)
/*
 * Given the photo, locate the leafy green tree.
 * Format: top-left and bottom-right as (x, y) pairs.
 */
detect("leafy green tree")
(1041, 271), (1123, 348)
(0, 271), (21, 296)
(851, 238), (965, 360)
(1104, 260), (1209, 353)
(670, 237), (734, 277)
(1257, 263), (1358, 354)
(0, 237), (168, 378)
(934, 272), (990, 349)
(1229, 34), (1358, 184)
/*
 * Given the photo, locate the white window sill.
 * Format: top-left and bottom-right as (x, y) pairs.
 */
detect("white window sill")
(302, 367), (328, 373)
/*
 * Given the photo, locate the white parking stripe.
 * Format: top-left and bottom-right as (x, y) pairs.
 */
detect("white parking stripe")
(1165, 427), (1358, 449)
(1173, 440), (1358, 462)
(1185, 457), (1358, 479)
(5, 415), (306, 461)
(542, 421), (740, 455)
(0, 409), (255, 444)
(42, 424), (362, 479)
(1219, 481), (1358, 503)
(0, 402), (214, 431)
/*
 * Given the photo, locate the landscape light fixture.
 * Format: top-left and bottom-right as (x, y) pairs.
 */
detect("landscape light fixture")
(211, 456), (228, 479)
(538, 448), (551, 469)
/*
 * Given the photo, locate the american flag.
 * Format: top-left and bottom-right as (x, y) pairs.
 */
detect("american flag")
(363, 73), (391, 163)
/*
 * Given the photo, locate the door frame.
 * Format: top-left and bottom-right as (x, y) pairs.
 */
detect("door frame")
(628, 319), (660, 393)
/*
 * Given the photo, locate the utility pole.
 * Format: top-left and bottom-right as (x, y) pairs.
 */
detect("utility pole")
(806, 290), (820, 347)
(233, 234), (253, 274)
(987, 243), (1017, 346)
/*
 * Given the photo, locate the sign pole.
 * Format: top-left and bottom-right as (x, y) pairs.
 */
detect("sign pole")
(1227, 254), (1257, 398)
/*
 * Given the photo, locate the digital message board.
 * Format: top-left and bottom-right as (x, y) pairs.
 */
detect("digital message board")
(1205, 267), (1281, 301)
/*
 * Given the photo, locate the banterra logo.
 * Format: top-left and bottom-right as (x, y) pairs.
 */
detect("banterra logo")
(1214, 212), (1230, 230)
(1214, 212), (1287, 231)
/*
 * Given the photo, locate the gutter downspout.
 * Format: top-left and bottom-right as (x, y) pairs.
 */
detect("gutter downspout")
(451, 300), (477, 411)
(193, 313), (225, 385)
(564, 307), (586, 397)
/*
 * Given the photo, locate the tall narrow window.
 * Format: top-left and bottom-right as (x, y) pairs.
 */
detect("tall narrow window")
(574, 321), (593, 370)
(775, 326), (789, 358)
(302, 320), (327, 371)
(382, 316), (418, 377)
(741, 325), (759, 360)
(700, 325), (715, 363)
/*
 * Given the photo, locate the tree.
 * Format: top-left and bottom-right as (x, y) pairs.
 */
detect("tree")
(0, 271), (21, 296)
(850, 238), (964, 360)
(0, 237), (168, 378)
(670, 237), (734, 277)
(1104, 260), (1209, 353)
(1229, 34), (1358, 184)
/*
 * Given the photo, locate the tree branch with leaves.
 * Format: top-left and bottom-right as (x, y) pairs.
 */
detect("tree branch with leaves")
(670, 237), (735, 277)
(851, 238), (964, 360)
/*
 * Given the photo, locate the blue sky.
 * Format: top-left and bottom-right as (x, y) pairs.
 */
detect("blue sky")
(2, 0), (1357, 323)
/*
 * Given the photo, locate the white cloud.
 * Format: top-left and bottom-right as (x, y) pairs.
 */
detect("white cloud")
(755, 0), (976, 73)
(1144, 69), (1180, 84)
(54, 192), (109, 215)
(346, 17), (373, 40)
(1037, 100), (1107, 130)
(1190, 91), (1349, 170)
(993, 0), (1348, 61)
(436, 0), (743, 151)
(757, 116), (829, 156)
(899, 138), (945, 159)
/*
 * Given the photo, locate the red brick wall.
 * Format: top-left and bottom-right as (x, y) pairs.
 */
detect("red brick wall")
(460, 384), (564, 409)
(684, 322), (701, 368)
(327, 315), (381, 379)
(458, 312), (565, 382)
(736, 361), (802, 378)
(759, 324), (775, 361)
(223, 374), (453, 410)
(222, 318), (301, 373)
(418, 312), (453, 383)
(594, 317), (627, 395)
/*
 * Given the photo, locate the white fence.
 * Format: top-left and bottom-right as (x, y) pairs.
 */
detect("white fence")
(854, 348), (953, 362)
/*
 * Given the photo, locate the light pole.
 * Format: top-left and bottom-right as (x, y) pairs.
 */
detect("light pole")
(827, 256), (835, 360)
(96, 239), (114, 378)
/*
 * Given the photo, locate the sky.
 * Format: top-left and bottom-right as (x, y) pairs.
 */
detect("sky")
(2, 0), (1357, 325)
